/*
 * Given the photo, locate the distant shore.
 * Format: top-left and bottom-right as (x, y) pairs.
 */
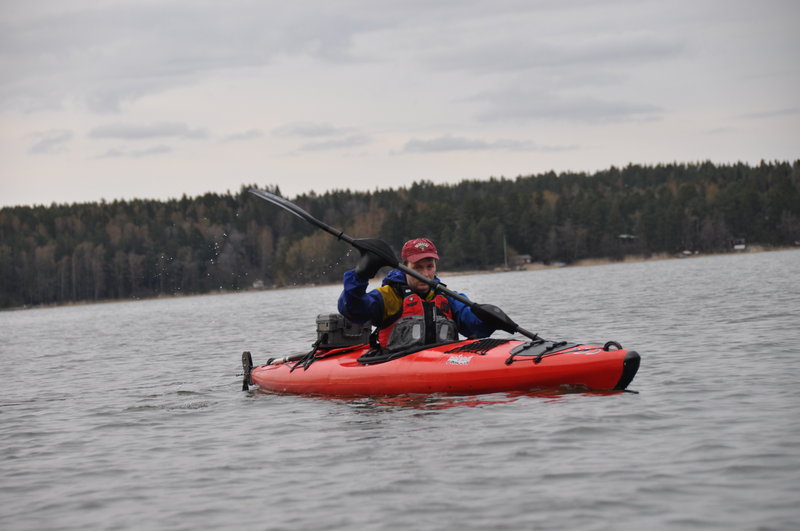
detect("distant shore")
(448, 244), (794, 277)
(3, 245), (796, 312)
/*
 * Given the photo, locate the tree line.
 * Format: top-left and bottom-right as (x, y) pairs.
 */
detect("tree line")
(2, 160), (798, 308)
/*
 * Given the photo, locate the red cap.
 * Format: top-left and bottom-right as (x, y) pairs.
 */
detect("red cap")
(401, 238), (439, 263)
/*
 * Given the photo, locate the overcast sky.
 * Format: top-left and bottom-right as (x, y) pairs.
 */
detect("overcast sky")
(1, 0), (798, 207)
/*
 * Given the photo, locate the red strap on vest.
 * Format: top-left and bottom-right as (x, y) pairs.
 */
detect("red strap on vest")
(378, 292), (453, 347)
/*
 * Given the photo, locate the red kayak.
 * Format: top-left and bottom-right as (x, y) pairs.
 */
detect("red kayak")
(243, 338), (640, 397)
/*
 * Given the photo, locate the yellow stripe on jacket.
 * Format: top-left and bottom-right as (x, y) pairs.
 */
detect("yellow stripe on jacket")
(376, 284), (436, 321)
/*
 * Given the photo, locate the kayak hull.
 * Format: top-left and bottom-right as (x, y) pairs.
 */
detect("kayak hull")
(246, 339), (640, 397)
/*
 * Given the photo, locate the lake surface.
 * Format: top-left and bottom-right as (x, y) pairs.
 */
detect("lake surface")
(2, 250), (799, 530)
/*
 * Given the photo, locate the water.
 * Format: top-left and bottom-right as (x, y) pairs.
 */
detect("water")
(2, 250), (799, 530)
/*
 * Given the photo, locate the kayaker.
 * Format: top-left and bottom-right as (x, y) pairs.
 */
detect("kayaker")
(338, 237), (497, 351)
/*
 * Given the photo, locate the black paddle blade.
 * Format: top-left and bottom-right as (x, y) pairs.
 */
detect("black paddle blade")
(472, 303), (519, 334)
(249, 188), (307, 222)
(241, 351), (253, 391)
(352, 238), (399, 268)
(249, 187), (354, 245)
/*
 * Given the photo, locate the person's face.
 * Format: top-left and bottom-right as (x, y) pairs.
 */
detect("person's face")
(405, 257), (437, 294)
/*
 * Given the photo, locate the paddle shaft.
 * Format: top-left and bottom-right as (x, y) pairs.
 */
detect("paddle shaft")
(248, 188), (538, 340)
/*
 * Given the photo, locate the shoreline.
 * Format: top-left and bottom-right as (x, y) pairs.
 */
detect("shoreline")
(3, 246), (796, 312)
(447, 244), (793, 276)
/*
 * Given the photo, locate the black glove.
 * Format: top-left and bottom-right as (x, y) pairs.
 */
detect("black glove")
(472, 303), (518, 333)
(353, 238), (398, 280)
(355, 250), (386, 280)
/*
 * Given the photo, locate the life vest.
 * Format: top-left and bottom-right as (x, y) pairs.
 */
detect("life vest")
(377, 286), (458, 351)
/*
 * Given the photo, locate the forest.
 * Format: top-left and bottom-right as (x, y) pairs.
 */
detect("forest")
(1, 160), (799, 308)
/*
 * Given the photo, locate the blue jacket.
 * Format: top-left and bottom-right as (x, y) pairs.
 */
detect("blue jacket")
(337, 268), (496, 339)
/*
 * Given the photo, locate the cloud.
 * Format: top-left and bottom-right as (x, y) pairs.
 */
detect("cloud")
(89, 122), (207, 140)
(130, 145), (172, 157)
(298, 134), (370, 152)
(97, 149), (125, 159)
(704, 127), (735, 135)
(272, 122), (351, 138)
(402, 134), (537, 153)
(740, 108), (800, 120)
(1, 0), (795, 124)
(272, 121), (368, 151)
(539, 144), (580, 152)
(424, 33), (684, 75)
(474, 89), (661, 123)
(222, 129), (263, 143)
(96, 145), (172, 158)
(0, 2), (394, 112)
(29, 129), (74, 154)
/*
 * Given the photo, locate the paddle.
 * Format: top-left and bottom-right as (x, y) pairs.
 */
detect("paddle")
(248, 188), (540, 341)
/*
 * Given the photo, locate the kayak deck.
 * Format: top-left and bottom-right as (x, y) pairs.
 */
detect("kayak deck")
(245, 338), (640, 397)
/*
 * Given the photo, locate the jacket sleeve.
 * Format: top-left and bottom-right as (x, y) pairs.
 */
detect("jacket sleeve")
(449, 293), (497, 339)
(337, 269), (384, 325)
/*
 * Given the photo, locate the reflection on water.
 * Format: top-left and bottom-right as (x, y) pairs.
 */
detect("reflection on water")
(254, 386), (632, 410)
